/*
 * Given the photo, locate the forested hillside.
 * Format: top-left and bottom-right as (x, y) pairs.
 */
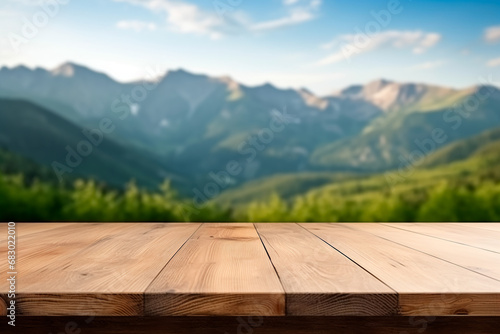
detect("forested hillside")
(1, 124), (500, 222)
(1, 63), (500, 222)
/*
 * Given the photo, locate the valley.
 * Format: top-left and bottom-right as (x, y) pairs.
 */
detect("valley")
(0, 62), (499, 221)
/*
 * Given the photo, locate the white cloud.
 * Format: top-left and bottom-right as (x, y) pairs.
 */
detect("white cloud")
(116, 20), (157, 32)
(487, 57), (500, 67)
(484, 25), (500, 43)
(411, 60), (445, 70)
(251, 8), (313, 31)
(310, 0), (321, 10)
(413, 33), (441, 54)
(114, 0), (321, 38)
(284, 0), (320, 8)
(114, 0), (229, 39)
(317, 30), (441, 66)
(251, 0), (321, 32)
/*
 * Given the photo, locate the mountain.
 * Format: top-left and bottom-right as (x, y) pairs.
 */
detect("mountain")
(211, 171), (363, 211)
(331, 79), (459, 112)
(422, 127), (500, 168)
(0, 99), (185, 189)
(137, 70), (380, 183)
(0, 146), (62, 184)
(311, 84), (500, 171)
(0, 63), (377, 185)
(308, 124), (500, 199)
(0, 63), (153, 153)
(215, 125), (500, 210)
(1, 63), (500, 193)
(0, 63), (124, 120)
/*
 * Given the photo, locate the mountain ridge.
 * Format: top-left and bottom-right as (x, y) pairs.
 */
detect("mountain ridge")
(1, 62), (500, 192)
(0, 98), (187, 190)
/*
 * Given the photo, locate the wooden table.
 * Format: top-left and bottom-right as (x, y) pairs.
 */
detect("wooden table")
(1, 222), (500, 333)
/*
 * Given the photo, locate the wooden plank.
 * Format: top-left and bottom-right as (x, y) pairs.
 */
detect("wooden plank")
(450, 223), (500, 233)
(0, 222), (74, 244)
(10, 223), (200, 292)
(345, 223), (500, 281)
(0, 223), (140, 293)
(145, 223), (285, 316)
(0, 223), (201, 316)
(255, 223), (397, 316)
(4, 316), (500, 334)
(1, 223), (82, 317)
(14, 222), (77, 235)
(384, 223), (500, 254)
(2, 222), (500, 319)
(301, 223), (500, 316)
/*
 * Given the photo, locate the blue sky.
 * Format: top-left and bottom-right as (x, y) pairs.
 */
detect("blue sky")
(1, 0), (499, 94)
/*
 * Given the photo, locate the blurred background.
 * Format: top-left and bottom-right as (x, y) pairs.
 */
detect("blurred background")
(1, 0), (500, 221)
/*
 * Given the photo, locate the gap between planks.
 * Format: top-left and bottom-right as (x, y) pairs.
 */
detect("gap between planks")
(301, 223), (500, 316)
(254, 223), (397, 316)
(2, 223), (500, 317)
(144, 223), (285, 316)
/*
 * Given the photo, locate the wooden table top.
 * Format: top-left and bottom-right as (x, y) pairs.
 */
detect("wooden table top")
(1, 222), (500, 317)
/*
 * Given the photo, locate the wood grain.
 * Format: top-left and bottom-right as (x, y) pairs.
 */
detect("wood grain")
(0, 223), (129, 282)
(255, 223), (397, 316)
(0, 223), (200, 316)
(301, 223), (500, 316)
(0, 294), (6, 317)
(0, 222), (73, 245)
(384, 223), (500, 254)
(451, 223), (500, 233)
(345, 223), (500, 281)
(14, 222), (77, 235)
(146, 223), (285, 316)
(2, 222), (500, 318)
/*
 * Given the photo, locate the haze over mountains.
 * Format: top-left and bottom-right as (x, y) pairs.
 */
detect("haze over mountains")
(1, 62), (499, 196)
